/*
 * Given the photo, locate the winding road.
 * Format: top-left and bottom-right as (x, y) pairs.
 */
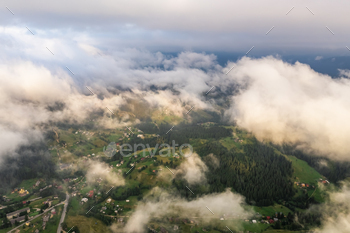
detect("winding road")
(57, 193), (70, 233)
(7, 194), (69, 233)
(7, 199), (66, 233)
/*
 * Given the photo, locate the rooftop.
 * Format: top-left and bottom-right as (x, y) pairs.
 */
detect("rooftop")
(6, 207), (30, 217)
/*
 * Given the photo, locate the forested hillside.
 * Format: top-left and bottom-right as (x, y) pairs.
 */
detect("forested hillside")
(276, 145), (350, 184)
(0, 143), (56, 195)
(194, 140), (294, 206)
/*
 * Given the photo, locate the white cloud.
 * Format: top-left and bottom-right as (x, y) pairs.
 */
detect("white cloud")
(225, 56), (350, 160)
(2, 27), (350, 164)
(111, 187), (251, 233)
(2, 1), (350, 53)
(175, 153), (208, 185)
(85, 161), (125, 187)
(0, 29), (218, 162)
(315, 184), (350, 233)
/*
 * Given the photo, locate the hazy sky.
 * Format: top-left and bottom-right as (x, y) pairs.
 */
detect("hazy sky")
(1, 0), (350, 163)
(2, 0), (350, 56)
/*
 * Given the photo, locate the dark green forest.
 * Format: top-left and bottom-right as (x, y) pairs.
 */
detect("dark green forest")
(276, 144), (350, 184)
(0, 143), (56, 195)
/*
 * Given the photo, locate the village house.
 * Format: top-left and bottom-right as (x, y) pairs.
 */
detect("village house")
(42, 214), (50, 229)
(88, 190), (94, 198)
(6, 207), (30, 219)
(42, 199), (52, 207)
(10, 216), (26, 225)
(18, 188), (29, 196)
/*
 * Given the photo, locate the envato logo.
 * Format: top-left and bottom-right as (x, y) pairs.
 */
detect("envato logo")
(103, 140), (193, 158)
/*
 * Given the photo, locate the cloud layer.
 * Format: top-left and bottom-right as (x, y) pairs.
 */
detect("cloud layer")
(2, 26), (350, 164)
(314, 184), (350, 233)
(85, 160), (125, 187)
(111, 187), (251, 233)
(2, 1), (350, 54)
(175, 153), (208, 185)
(226, 56), (350, 160)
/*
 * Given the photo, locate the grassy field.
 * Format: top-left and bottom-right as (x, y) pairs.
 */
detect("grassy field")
(66, 215), (112, 233)
(264, 229), (309, 233)
(17, 179), (38, 190)
(254, 204), (293, 217)
(151, 110), (183, 125)
(242, 221), (270, 233)
(287, 155), (323, 185)
(68, 196), (84, 216)
(219, 136), (242, 151)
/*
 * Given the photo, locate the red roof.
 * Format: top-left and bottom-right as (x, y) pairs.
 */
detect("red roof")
(266, 216), (271, 220)
(141, 158), (145, 161)
(22, 201), (27, 204)
(269, 219), (274, 224)
(153, 170), (156, 172)
(88, 190), (94, 197)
